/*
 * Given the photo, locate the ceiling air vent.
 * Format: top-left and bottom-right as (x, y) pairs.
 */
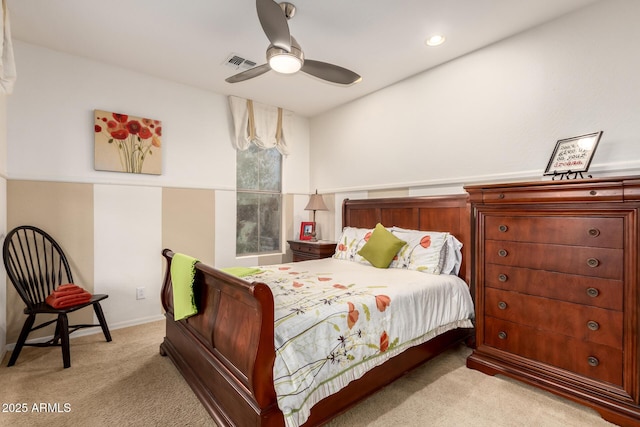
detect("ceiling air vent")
(224, 54), (257, 71)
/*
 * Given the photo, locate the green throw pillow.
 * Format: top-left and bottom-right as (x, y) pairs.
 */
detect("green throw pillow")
(358, 223), (406, 268)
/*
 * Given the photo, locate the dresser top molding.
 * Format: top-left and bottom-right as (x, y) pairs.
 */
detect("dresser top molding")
(464, 176), (640, 204)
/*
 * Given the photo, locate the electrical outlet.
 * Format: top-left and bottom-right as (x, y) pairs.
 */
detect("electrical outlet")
(136, 287), (145, 300)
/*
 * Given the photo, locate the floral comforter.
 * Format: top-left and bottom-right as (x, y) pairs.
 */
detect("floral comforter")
(242, 258), (475, 427)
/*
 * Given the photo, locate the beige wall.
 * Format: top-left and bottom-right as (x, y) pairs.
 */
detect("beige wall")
(0, 94), (6, 359)
(7, 180), (94, 342)
(161, 187), (215, 265)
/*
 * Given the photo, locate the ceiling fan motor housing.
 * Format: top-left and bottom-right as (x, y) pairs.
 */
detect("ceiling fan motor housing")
(279, 2), (296, 20)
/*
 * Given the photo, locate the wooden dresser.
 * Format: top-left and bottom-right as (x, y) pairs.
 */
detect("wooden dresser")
(465, 176), (640, 427)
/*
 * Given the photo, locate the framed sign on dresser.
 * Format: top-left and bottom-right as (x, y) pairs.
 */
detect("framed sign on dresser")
(465, 176), (640, 427)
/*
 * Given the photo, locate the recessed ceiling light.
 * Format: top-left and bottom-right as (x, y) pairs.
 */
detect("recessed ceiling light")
(425, 35), (446, 47)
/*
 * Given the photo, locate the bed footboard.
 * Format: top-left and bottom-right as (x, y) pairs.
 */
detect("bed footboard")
(159, 249), (283, 427)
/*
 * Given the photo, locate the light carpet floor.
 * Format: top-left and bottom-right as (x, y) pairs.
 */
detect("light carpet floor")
(0, 320), (615, 426)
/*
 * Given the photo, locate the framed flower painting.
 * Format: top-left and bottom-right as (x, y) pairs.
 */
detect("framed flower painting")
(94, 109), (162, 175)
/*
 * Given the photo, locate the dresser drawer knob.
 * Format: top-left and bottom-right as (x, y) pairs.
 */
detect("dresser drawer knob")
(498, 301), (507, 310)
(586, 287), (600, 298)
(498, 193), (505, 199)
(588, 228), (600, 237)
(498, 274), (508, 282)
(587, 356), (599, 367)
(498, 331), (507, 340)
(587, 320), (600, 331)
(498, 225), (508, 232)
(498, 249), (508, 257)
(590, 190), (597, 196)
(587, 258), (600, 268)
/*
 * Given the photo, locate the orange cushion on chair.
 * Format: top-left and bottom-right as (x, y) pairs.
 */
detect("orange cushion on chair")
(46, 285), (92, 309)
(51, 284), (85, 297)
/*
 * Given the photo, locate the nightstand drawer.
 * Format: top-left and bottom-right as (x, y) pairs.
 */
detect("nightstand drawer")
(287, 240), (337, 262)
(289, 241), (316, 253)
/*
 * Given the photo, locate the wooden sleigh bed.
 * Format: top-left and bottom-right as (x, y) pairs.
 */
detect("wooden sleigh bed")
(159, 194), (474, 426)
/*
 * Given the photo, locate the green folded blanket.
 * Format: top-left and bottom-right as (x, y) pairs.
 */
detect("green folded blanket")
(171, 253), (199, 321)
(220, 266), (263, 278)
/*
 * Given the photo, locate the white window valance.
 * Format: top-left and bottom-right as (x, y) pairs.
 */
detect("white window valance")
(228, 95), (292, 155)
(0, 0), (16, 94)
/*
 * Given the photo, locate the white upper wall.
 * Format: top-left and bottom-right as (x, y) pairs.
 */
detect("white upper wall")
(310, 0), (640, 193)
(6, 41), (311, 193)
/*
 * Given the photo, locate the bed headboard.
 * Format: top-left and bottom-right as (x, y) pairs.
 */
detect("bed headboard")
(342, 194), (471, 285)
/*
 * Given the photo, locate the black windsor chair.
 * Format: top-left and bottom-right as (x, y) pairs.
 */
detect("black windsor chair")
(3, 225), (111, 368)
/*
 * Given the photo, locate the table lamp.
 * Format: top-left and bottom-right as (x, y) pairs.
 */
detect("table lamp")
(304, 190), (328, 241)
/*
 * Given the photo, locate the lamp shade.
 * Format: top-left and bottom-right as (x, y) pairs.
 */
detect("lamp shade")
(305, 191), (328, 212)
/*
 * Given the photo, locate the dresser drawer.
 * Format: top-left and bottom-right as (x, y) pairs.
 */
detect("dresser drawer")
(485, 240), (623, 280)
(484, 317), (623, 386)
(480, 184), (623, 204)
(485, 288), (622, 348)
(484, 264), (623, 310)
(484, 216), (622, 248)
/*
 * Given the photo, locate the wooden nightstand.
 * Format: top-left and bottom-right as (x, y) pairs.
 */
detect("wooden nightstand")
(287, 240), (337, 262)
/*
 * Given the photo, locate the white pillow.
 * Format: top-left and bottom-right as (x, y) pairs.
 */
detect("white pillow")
(333, 226), (373, 263)
(441, 235), (463, 275)
(389, 227), (462, 275)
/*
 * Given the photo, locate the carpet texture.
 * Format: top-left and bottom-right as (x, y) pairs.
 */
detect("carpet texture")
(0, 321), (614, 426)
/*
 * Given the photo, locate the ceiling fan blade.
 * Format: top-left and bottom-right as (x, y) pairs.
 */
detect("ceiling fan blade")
(225, 64), (271, 83)
(256, 0), (291, 51)
(301, 60), (362, 85)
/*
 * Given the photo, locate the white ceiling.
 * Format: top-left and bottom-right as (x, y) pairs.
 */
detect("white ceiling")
(7, 0), (598, 117)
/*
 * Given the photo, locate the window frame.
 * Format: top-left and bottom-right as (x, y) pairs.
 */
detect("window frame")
(236, 144), (283, 257)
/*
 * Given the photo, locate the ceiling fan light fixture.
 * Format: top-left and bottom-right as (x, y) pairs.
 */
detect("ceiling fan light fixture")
(269, 53), (303, 74)
(267, 39), (304, 74)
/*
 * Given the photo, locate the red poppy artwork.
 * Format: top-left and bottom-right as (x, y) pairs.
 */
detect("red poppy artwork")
(94, 109), (162, 174)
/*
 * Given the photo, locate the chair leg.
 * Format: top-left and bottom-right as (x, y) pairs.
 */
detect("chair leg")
(58, 314), (71, 369)
(52, 318), (62, 345)
(8, 314), (36, 367)
(93, 302), (112, 342)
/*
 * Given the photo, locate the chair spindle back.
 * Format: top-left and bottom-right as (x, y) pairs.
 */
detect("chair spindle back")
(3, 226), (74, 309)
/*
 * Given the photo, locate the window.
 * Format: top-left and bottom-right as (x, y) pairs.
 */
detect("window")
(236, 144), (282, 256)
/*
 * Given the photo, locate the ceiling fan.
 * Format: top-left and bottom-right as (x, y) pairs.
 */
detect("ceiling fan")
(225, 0), (362, 85)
